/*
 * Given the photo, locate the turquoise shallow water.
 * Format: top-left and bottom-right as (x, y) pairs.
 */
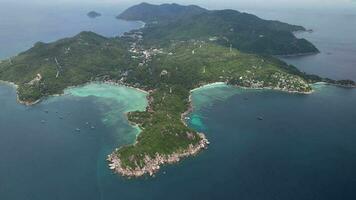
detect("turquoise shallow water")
(1, 3), (356, 199)
(63, 84), (147, 142)
(0, 83), (148, 200)
(1, 83), (356, 200)
(187, 83), (356, 200)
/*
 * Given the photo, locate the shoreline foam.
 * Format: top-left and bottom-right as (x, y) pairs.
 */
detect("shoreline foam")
(2, 80), (348, 178)
(107, 133), (209, 177)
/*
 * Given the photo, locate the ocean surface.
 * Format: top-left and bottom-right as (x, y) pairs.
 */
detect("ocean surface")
(1, 3), (356, 200)
(244, 7), (356, 81)
(0, 4), (142, 59)
(1, 83), (356, 200)
(0, 83), (148, 200)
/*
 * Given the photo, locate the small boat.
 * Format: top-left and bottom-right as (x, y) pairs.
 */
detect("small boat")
(75, 128), (81, 132)
(91, 126), (95, 129)
(86, 122), (89, 125)
(257, 116), (264, 121)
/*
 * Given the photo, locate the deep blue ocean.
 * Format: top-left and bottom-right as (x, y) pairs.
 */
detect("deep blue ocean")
(0, 2), (356, 200)
(247, 7), (356, 81)
(0, 4), (142, 59)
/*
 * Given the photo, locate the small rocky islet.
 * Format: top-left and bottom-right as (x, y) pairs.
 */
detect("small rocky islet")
(87, 11), (101, 18)
(0, 3), (354, 178)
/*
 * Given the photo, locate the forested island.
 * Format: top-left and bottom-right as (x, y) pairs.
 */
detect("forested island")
(0, 3), (354, 177)
(117, 3), (319, 55)
(87, 11), (101, 18)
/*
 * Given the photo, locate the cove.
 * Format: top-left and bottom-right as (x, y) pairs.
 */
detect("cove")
(0, 83), (148, 200)
(1, 82), (356, 200)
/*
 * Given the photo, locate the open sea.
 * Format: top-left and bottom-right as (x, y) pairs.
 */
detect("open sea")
(245, 7), (356, 81)
(0, 2), (356, 200)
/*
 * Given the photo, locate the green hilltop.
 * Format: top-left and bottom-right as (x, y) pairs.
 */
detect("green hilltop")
(0, 3), (354, 177)
(118, 3), (318, 55)
(117, 2), (207, 23)
(0, 31), (313, 104)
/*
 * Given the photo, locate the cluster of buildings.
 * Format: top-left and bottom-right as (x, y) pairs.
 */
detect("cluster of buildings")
(236, 71), (310, 92)
(125, 31), (165, 67)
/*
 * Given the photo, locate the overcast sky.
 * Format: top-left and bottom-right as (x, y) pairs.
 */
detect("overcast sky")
(1, 0), (355, 10)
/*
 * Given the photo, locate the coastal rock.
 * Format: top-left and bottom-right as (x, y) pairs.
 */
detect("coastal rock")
(87, 11), (101, 18)
(107, 133), (209, 177)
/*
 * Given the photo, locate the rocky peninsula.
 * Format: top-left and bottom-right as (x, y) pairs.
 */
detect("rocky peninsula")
(108, 133), (208, 177)
(1, 3), (354, 178)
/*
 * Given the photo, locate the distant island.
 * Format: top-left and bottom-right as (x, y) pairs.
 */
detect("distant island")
(0, 3), (354, 178)
(87, 11), (101, 18)
(117, 2), (318, 55)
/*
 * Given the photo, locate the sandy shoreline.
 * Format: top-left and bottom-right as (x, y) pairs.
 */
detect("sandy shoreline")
(190, 82), (227, 92)
(108, 79), (315, 178)
(1, 79), (344, 178)
(73, 80), (150, 94)
(181, 82), (227, 126)
(0, 80), (40, 106)
(190, 81), (314, 94)
(107, 83), (217, 178)
(0, 80), (150, 106)
(0, 80), (18, 89)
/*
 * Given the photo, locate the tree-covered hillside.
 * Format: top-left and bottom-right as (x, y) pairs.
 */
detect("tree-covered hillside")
(0, 3), (354, 177)
(118, 3), (318, 55)
(0, 32), (134, 102)
(0, 30), (316, 103)
(0, 29), (320, 176)
(117, 2), (207, 23)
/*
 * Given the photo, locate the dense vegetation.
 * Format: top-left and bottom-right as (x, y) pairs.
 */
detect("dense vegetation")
(0, 32), (133, 102)
(117, 2), (207, 24)
(118, 3), (318, 55)
(0, 3), (353, 175)
(0, 31), (314, 170)
(116, 41), (316, 169)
